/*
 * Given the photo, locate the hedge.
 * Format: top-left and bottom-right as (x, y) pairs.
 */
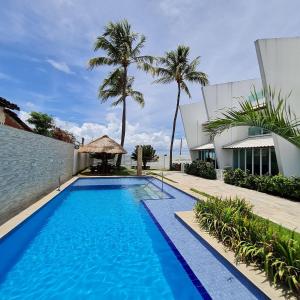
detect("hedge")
(185, 160), (216, 179)
(224, 169), (300, 201)
(194, 197), (300, 294)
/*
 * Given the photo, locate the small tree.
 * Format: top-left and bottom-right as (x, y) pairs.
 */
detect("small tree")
(27, 112), (54, 136)
(131, 145), (158, 169)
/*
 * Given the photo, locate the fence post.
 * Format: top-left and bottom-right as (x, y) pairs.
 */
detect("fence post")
(137, 145), (143, 176)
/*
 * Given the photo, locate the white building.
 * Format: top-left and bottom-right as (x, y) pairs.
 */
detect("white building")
(180, 37), (300, 177)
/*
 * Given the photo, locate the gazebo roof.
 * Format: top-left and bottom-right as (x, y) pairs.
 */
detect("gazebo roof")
(78, 135), (127, 154)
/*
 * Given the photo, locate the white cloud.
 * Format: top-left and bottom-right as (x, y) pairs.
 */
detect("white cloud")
(0, 71), (20, 83)
(46, 59), (74, 74)
(18, 110), (188, 155)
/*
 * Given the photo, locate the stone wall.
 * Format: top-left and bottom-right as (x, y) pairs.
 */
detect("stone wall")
(0, 125), (74, 225)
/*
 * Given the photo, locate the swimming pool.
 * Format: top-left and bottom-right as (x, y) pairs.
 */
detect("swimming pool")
(0, 177), (206, 299)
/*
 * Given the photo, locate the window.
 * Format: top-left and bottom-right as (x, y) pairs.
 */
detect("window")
(240, 149), (245, 171)
(248, 126), (270, 136)
(246, 148), (252, 173)
(271, 148), (279, 175)
(261, 148), (269, 174)
(233, 149), (239, 169)
(198, 149), (216, 165)
(253, 148), (260, 175)
(233, 147), (278, 175)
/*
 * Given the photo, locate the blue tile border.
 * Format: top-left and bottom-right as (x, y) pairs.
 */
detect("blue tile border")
(141, 200), (212, 300)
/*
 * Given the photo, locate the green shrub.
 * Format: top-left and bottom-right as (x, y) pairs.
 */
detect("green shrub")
(223, 169), (300, 201)
(224, 168), (246, 186)
(194, 197), (300, 294)
(185, 160), (216, 179)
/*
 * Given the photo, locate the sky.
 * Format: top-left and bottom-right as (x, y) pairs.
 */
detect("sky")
(1, 0), (300, 155)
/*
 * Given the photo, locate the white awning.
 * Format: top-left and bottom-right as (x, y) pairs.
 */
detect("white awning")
(223, 136), (274, 149)
(191, 143), (214, 150)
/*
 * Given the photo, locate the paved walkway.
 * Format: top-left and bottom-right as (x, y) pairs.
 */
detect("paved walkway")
(153, 171), (300, 232)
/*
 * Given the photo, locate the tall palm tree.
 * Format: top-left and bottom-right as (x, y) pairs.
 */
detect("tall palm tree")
(203, 87), (300, 148)
(154, 45), (208, 169)
(89, 20), (154, 167)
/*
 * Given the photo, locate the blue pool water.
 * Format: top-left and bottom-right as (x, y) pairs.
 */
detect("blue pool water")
(0, 179), (203, 299)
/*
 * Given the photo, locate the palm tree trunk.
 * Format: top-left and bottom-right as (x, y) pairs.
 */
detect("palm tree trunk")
(169, 82), (181, 170)
(116, 66), (127, 168)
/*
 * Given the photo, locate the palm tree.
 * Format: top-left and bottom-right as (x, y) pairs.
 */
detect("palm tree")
(154, 45), (208, 169)
(203, 87), (300, 148)
(100, 68), (144, 109)
(89, 20), (154, 167)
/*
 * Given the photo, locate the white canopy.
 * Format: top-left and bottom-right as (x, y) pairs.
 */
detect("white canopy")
(191, 143), (214, 151)
(223, 136), (274, 149)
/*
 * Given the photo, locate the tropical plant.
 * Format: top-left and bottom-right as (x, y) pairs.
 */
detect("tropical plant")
(185, 160), (216, 179)
(203, 87), (300, 148)
(27, 112), (54, 136)
(224, 169), (300, 201)
(131, 145), (158, 169)
(153, 45), (208, 169)
(194, 197), (300, 294)
(89, 20), (154, 167)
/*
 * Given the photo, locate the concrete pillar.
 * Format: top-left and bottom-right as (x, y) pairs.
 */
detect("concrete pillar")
(137, 145), (143, 176)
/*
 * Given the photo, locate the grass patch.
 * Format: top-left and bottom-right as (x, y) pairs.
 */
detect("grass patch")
(190, 188), (212, 198)
(80, 166), (136, 176)
(111, 167), (136, 176)
(256, 215), (300, 244)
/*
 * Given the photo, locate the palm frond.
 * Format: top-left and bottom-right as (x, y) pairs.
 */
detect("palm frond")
(111, 96), (124, 107)
(153, 76), (174, 84)
(131, 35), (146, 57)
(181, 81), (191, 98)
(88, 57), (115, 69)
(204, 87), (300, 148)
(130, 90), (145, 107)
(153, 45), (208, 89)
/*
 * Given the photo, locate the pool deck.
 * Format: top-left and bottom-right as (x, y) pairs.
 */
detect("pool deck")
(150, 171), (300, 233)
(144, 178), (273, 300)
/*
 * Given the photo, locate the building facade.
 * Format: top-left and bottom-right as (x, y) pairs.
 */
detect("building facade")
(180, 37), (300, 177)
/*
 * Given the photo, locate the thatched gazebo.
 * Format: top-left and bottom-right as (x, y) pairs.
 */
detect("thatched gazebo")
(79, 135), (126, 173)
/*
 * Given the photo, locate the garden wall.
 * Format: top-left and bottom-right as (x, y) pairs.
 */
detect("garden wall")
(0, 125), (88, 225)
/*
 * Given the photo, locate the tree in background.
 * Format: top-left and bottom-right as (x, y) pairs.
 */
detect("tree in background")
(27, 112), (75, 144)
(153, 45), (208, 169)
(27, 112), (54, 136)
(131, 145), (158, 169)
(89, 20), (154, 168)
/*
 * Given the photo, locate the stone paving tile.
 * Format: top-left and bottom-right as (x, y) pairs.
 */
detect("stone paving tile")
(144, 178), (268, 300)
